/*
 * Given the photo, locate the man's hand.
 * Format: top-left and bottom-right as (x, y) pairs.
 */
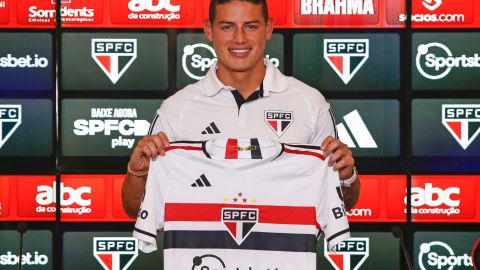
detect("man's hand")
(121, 132), (170, 218)
(321, 136), (360, 211)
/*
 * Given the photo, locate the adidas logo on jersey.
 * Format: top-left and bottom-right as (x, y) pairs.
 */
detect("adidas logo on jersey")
(336, 110), (377, 148)
(191, 174), (212, 187)
(201, 122), (221, 135)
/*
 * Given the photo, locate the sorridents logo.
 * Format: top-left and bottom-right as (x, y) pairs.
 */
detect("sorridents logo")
(91, 39), (137, 84)
(26, 1), (95, 24)
(0, 105), (22, 149)
(416, 42), (480, 80)
(300, 0), (375, 15)
(418, 241), (473, 269)
(35, 181), (92, 215)
(93, 237), (138, 270)
(191, 254), (226, 270)
(407, 183), (461, 216)
(127, 0), (181, 21)
(182, 43), (280, 81)
(0, 251), (49, 266)
(0, 54), (48, 68)
(324, 238), (369, 270)
(336, 109), (377, 149)
(442, 104), (480, 150)
(422, 0), (442, 11)
(324, 39), (369, 84)
(73, 107), (150, 149)
(264, 111), (293, 137)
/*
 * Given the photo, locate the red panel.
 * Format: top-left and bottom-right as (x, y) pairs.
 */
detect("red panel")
(16, 0), (56, 26)
(411, 175), (478, 222)
(348, 175), (406, 223)
(0, 176), (10, 217)
(0, 0), (9, 24)
(386, 175), (407, 221)
(60, 175), (106, 220)
(16, 175), (56, 221)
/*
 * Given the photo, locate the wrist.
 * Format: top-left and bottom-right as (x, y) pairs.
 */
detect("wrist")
(127, 162), (148, 177)
(340, 167), (358, 187)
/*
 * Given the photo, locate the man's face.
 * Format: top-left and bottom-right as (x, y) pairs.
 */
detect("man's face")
(204, 1), (273, 74)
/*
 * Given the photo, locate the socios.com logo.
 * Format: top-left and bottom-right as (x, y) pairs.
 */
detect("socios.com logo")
(418, 241), (473, 269)
(416, 42), (480, 80)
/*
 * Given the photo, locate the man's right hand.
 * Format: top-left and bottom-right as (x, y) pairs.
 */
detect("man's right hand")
(122, 132), (170, 218)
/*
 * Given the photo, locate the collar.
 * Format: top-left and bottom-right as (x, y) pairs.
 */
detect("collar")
(202, 59), (289, 97)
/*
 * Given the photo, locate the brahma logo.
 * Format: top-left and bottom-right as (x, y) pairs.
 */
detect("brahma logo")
(91, 39), (137, 84)
(0, 105), (21, 149)
(416, 42), (480, 80)
(36, 182), (92, 215)
(300, 0), (374, 15)
(442, 104), (480, 150)
(408, 183), (461, 216)
(222, 208), (258, 245)
(94, 237), (138, 270)
(73, 107), (150, 149)
(324, 238), (369, 270)
(127, 0), (181, 21)
(324, 39), (369, 84)
(418, 241), (473, 269)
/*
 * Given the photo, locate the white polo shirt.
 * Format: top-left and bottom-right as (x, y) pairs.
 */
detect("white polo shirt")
(149, 60), (337, 144)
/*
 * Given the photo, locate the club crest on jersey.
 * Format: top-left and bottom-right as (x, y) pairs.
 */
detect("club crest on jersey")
(0, 105), (22, 149)
(222, 208), (258, 245)
(324, 39), (369, 85)
(324, 238), (369, 270)
(91, 39), (137, 84)
(93, 237), (138, 270)
(265, 111), (293, 137)
(442, 104), (480, 150)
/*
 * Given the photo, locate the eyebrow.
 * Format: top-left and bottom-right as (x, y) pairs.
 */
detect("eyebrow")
(217, 20), (261, 25)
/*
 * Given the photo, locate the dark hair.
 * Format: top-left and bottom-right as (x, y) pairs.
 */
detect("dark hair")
(209, 0), (269, 23)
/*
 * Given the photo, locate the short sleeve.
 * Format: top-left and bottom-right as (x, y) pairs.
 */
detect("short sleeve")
(133, 159), (165, 253)
(148, 107), (178, 141)
(310, 106), (338, 146)
(315, 159), (350, 251)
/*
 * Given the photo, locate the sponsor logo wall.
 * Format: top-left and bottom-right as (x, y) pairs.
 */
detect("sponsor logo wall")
(61, 33), (168, 91)
(176, 33), (284, 89)
(293, 33), (400, 91)
(63, 232), (163, 270)
(0, 230), (52, 270)
(0, 175), (133, 222)
(61, 99), (162, 156)
(413, 33), (480, 90)
(414, 232), (480, 269)
(0, 99), (53, 157)
(0, 33), (53, 91)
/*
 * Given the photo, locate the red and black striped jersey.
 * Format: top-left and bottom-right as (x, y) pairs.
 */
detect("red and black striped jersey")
(133, 138), (350, 270)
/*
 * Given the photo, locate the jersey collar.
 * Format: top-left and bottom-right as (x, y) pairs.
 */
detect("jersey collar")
(202, 59), (289, 97)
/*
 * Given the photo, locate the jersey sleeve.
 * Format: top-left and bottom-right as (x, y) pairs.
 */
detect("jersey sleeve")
(148, 106), (178, 141)
(133, 159), (165, 253)
(316, 159), (350, 251)
(310, 106), (339, 145)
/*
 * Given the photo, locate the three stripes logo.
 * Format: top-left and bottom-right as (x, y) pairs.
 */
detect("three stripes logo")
(336, 110), (377, 149)
(324, 39), (369, 85)
(191, 174), (212, 187)
(93, 237), (138, 270)
(324, 238), (369, 270)
(0, 105), (22, 149)
(442, 104), (480, 150)
(91, 39), (137, 84)
(201, 122), (221, 135)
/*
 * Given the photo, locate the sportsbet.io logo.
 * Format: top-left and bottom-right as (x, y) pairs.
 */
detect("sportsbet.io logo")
(324, 238), (369, 270)
(442, 104), (480, 150)
(418, 241), (473, 269)
(0, 105), (22, 149)
(416, 42), (480, 80)
(94, 237), (138, 270)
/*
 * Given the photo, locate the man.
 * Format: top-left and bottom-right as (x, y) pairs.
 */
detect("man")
(122, 0), (360, 219)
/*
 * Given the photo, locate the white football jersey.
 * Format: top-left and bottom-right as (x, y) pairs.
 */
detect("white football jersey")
(133, 138), (350, 270)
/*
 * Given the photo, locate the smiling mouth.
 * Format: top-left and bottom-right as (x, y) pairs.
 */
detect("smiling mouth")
(229, 48), (251, 54)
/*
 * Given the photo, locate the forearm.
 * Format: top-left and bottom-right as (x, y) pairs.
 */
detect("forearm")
(341, 176), (360, 211)
(121, 173), (147, 219)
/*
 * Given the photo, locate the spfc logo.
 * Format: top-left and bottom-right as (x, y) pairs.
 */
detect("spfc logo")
(265, 111), (293, 137)
(324, 238), (369, 270)
(324, 39), (369, 85)
(93, 237), (138, 270)
(222, 208), (258, 245)
(442, 104), (480, 150)
(91, 39), (137, 84)
(0, 105), (22, 149)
